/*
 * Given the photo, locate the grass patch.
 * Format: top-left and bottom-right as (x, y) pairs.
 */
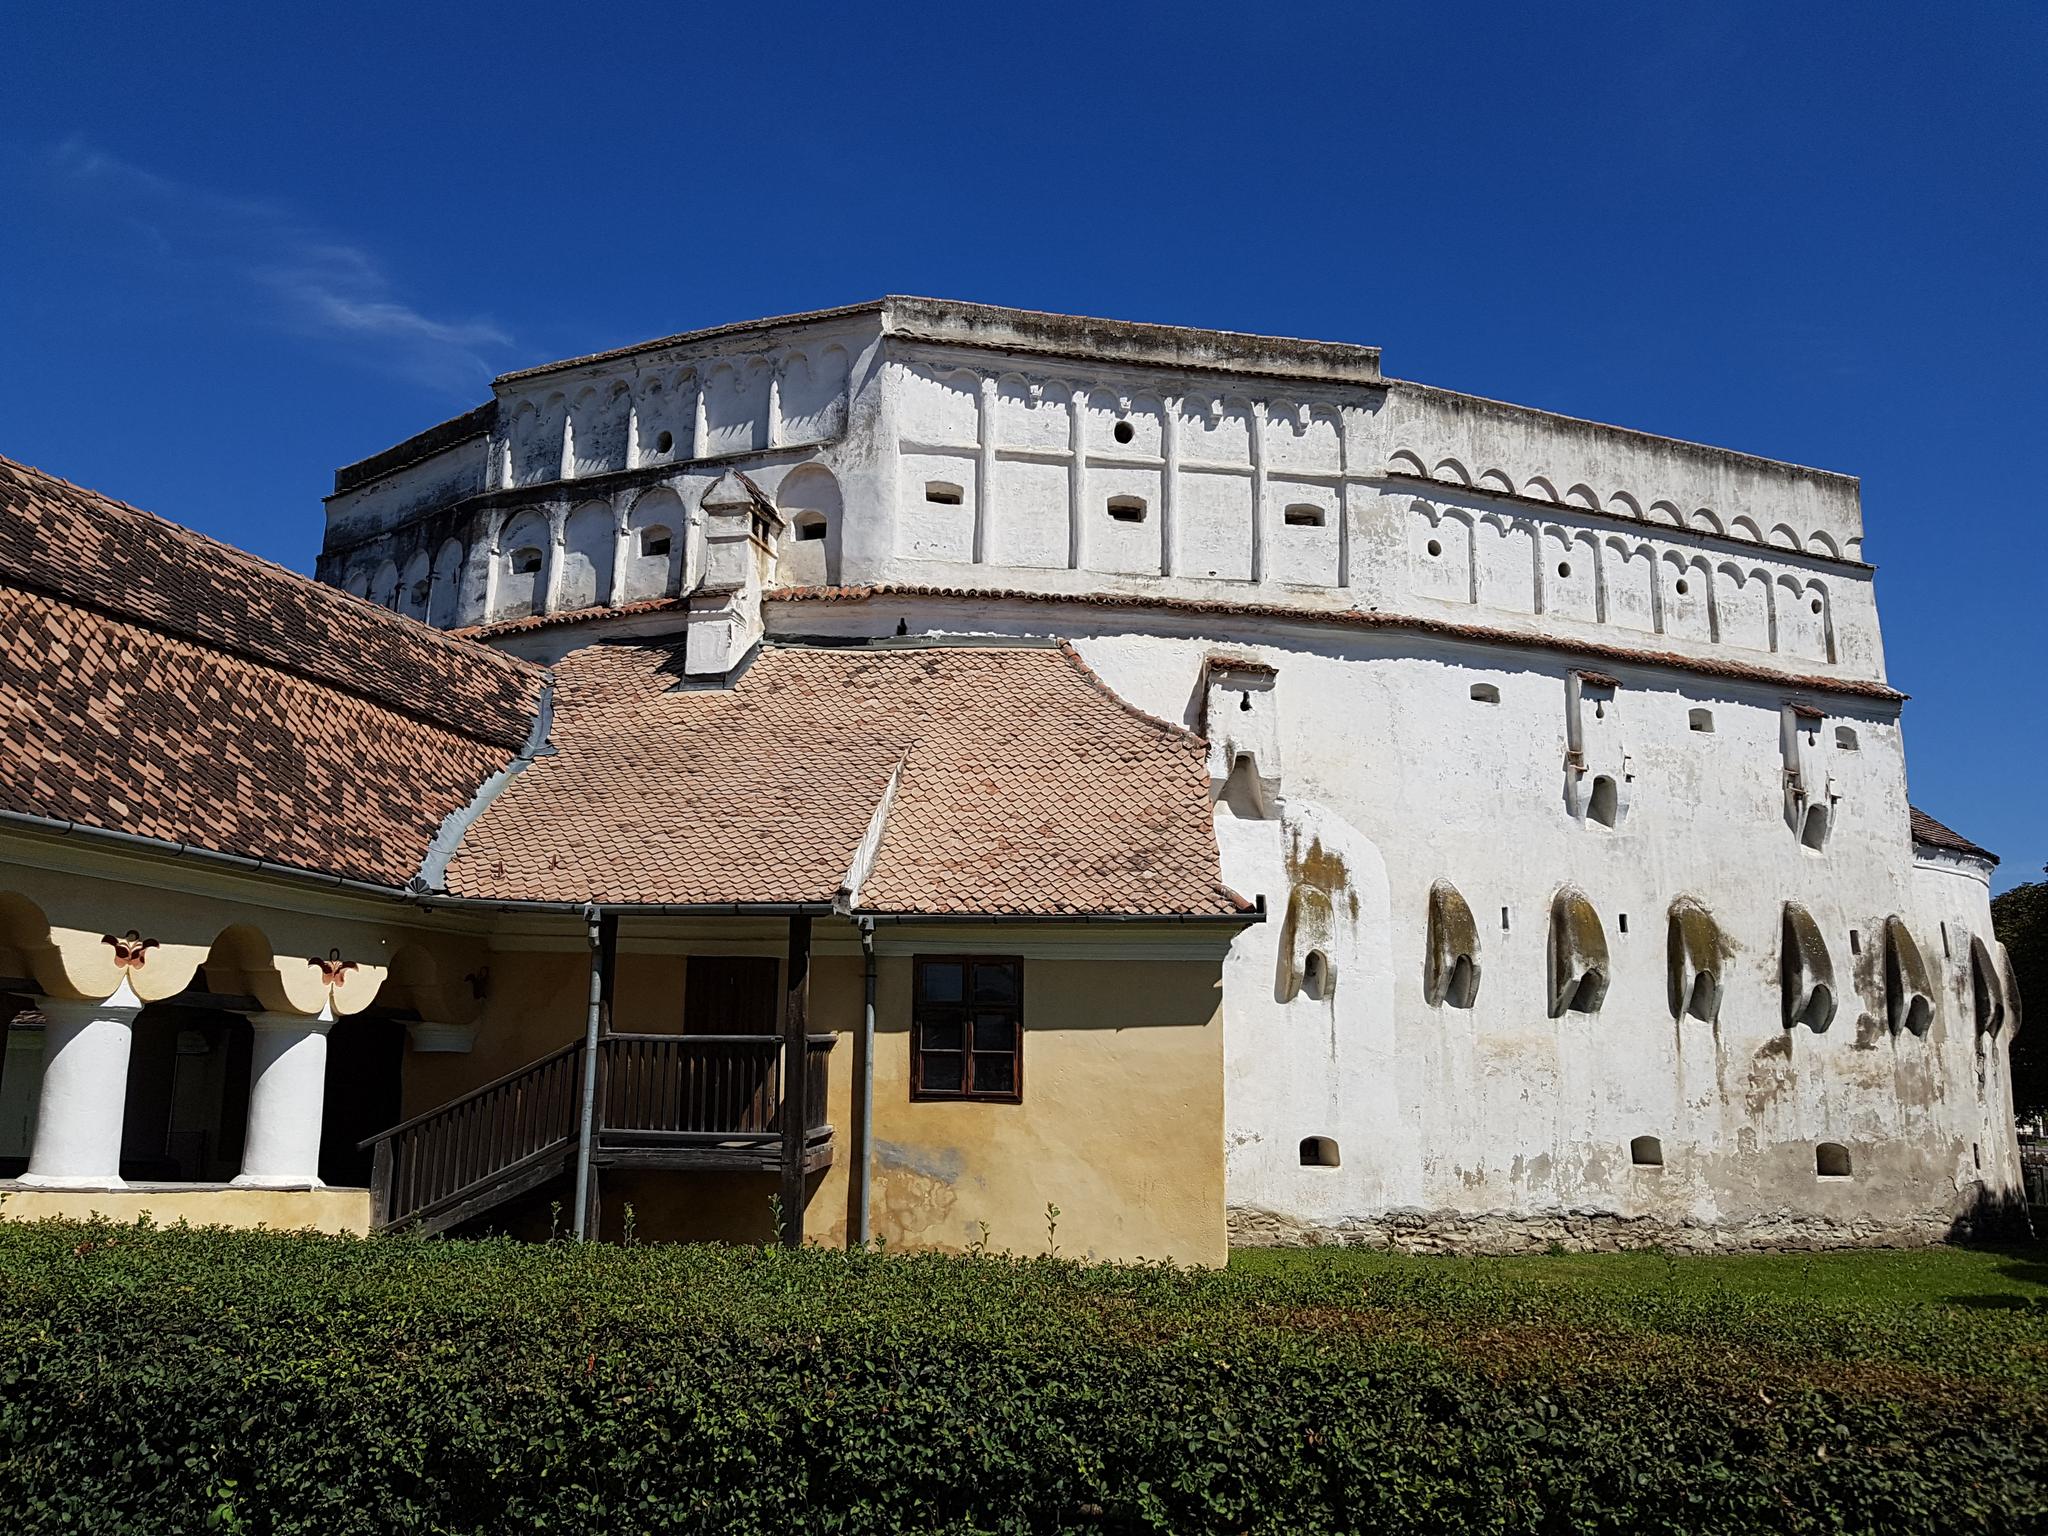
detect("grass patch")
(0, 1219), (2042, 1533)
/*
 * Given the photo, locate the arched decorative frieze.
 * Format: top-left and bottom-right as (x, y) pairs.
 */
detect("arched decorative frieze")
(1538, 525), (1600, 624)
(1781, 901), (1836, 1031)
(898, 361), (982, 448)
(779, 344), (850, 446)
(1423, 880), (1480, 1008)
(1713, 562), (1772, 652)
(1603, 537), (1658, 633)
(567, 384), (630, 479)
(702, 358), (771, 457)
(1473, 512), (1535, 615)
(1410, 502), (1476, 604)
(1379, 451), (1856, 561)
(1262, 401), (1341, 477)
(1667, 898), (1724, 1022)
(1882, 916), (1936, 1037)
(1548, 887), (1610, 1017)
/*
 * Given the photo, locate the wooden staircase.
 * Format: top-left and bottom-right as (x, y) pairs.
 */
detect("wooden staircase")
(361, 1033), (836, 1235)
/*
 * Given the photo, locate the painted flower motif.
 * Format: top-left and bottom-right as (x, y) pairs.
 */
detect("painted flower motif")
(101, 931), (158, 971)
(310, 949), (358, 990)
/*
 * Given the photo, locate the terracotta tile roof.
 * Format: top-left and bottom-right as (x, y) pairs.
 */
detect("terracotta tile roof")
(0, 585), (526, 886)
(0, 456), (539, 751)
(1909, 806), (1997, 864)
(446, 642), (1246, 916)
(764, 583), (1907, 702)
(450, 595), (691, 641)
(0, 457), (545, 887)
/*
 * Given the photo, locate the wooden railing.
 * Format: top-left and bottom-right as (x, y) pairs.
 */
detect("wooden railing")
(364, 1033), (837, 1230)
(366, 1041), (582, 1230)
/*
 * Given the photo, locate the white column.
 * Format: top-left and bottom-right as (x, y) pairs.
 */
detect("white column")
(233, 1011), (333, 1189)
(20, 980), (142, 1189)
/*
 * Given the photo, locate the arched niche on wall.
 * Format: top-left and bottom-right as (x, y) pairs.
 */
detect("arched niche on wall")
(1969, 935), (2007, 1037)
(1781, 902), (1837, 1032)
(492, 509), (552, 621)
(366, 558), (399, 610)
(1667, 897), (1723, 1023)
(557, 500), (616, 612)
(775, 463), (843, 586)
(1547, 887), (1609, 1018)
(398, 549), (431, 622)
(1423, 879), (1480, 1008)
(1276, 883), (1337, 1004)
(428, 538), (465, 628)
(622, 487), (684, 602)
(1882, 916), (1936, 1038)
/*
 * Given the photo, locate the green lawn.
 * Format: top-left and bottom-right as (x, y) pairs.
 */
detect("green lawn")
(1231, 1240), (2048, 1309)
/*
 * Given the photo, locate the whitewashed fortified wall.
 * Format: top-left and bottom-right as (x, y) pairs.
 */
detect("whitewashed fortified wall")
(317, 300), (2020, 1250)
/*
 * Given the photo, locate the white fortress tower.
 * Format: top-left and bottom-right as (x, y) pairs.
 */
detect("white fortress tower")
(318, 298), (2023, 1249)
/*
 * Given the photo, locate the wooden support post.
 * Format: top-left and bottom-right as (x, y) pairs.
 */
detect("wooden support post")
(369, 1137), (392, 1230)
(779, 912), (812, 1248)
(572, 907), (619, 1241)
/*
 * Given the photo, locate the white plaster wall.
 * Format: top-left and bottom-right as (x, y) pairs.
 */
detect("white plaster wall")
(871, 341), (1886, 687)
(764, 591), (2016, 1242)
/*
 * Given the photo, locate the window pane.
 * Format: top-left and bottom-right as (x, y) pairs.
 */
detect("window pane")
(920, 1051), (963, 1092)
(971, 1053), (1015, 1095)
(972, 1012), (1016, 1051)
(972, 963), (1019, 1005)
(921, 962), (965, 1004)
(921, 1015), (963, 1053)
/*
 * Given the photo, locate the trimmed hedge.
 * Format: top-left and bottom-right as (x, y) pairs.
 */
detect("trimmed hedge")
(0, 1220), (2043, 1534)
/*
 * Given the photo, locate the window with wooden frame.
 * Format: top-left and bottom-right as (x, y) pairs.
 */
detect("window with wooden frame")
(912, 956), (1022, 1101)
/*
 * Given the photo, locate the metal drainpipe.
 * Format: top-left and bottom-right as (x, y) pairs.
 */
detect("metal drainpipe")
(572, 904), (604, 1240)
(857, 916), (876, 1248)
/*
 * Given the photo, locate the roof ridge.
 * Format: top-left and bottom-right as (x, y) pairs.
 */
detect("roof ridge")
(764, 583), (1905, 703)
(0, 456), (537, 683)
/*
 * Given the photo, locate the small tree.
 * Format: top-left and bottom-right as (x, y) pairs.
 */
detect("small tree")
(1992, 879), (2048, 1121)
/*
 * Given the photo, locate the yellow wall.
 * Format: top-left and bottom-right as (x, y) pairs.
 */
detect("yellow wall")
(445, 940), (1228, 1265)
(0, 1186), (370, 1235)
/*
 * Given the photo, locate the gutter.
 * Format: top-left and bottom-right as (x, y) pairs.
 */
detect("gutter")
(0, 813), (1261, 926)
(861, 903), (1264, 926)
(0, 808), (835, 918)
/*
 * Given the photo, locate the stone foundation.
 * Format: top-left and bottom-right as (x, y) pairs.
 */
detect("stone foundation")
(1226, 1202), (2007, 1255)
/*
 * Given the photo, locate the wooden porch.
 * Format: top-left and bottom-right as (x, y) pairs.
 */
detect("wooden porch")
(362, 1031), (835, 1235)
(361, 912), (832, 1240)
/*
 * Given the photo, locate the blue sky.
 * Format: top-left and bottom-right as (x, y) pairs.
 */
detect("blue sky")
(2, 3), (2041, 889)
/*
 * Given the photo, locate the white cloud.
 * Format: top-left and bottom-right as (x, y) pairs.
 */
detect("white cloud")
(45, 138), (511, 392)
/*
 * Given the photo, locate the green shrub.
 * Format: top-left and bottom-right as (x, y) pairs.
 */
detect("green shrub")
(0, 1219), (2042, 1534)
